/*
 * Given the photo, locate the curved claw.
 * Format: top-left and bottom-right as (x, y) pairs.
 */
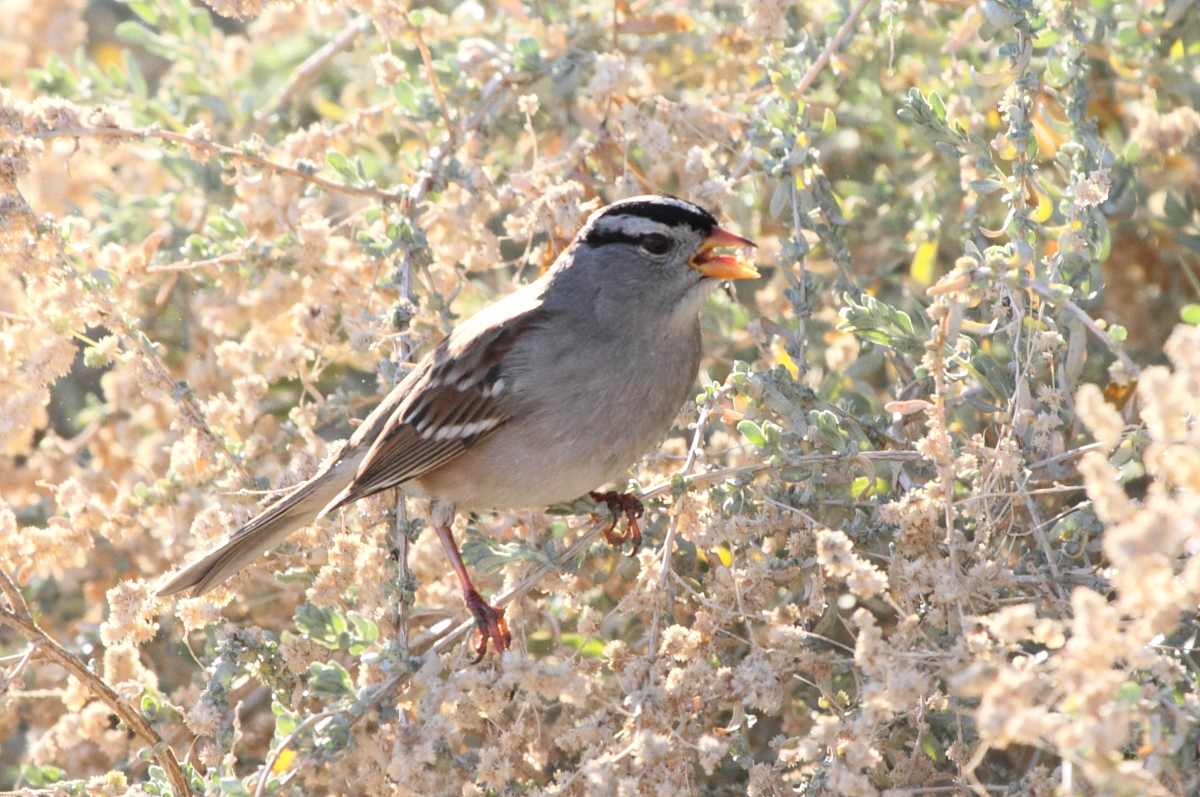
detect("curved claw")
(464, 589), (510, 662)
(589, 491), (644, 557)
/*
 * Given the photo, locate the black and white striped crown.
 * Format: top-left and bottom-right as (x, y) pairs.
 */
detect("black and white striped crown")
(581, 195), (718, 246)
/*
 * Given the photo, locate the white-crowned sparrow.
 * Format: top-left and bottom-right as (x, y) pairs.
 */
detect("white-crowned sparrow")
(159, 194), (758, 655)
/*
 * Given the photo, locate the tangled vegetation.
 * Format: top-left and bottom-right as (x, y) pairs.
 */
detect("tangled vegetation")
(3, 0), (1200, 794)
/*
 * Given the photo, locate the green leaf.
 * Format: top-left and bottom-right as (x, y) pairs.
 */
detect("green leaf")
(218, 776), (252, 797)
(394, 80), (418, 113)
(514, 37), (543, 71)
(192, 7), (212, 39)
(1181, 304), (1200, 325)
(968, 351), (1014, 402)
(821, 107), (837, 135)
(737, 420), (767, 446)
(24, 765), (63, 787)
(273, 701), (298, 735)
(1033, 28), (1063, 48)
(114, 21), (175, 57)
(348, 612), (379, 643)
(969, 178), (1004, 195)
(325, 149), (356, 181)
(294, 603), (347, 649)
(769, 179), (789, 219)
(1163, 192), (1190, 226)
(1044, 50), (1072, 88)
(561, 633), (606, 657)
(1117, 681), (1141, 704)
(928, 91), (946, 122)
(127, 0), (159, 24)
(123, 49), (148, 98)
(307, 661), (354, 698)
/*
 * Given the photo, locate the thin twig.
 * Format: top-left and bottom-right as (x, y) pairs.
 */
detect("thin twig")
(928, 313), (961, 578)
(0, 641), (39, 696)
(795, 0), (873, 96)
(681, 385), (730, 474)
(0, 127), (404, 204)
(788, 178), (809, 368)
(731, 0), (874, 183)
(1178, 256), (1200, 299)
(646, 510), (683, 672)
(251, 15), (372, 135)
(1016, 475), (1068, 601)
(253, 708), (336, 797)
(0, 569), (191, 797)
(393, 488), (412, 647)
(1025, 281), (1140, 377)
(119, 324), (251, 481)
(1027, 440), (1108, 470)
(146, 252), (245, 273)
(401, 73), (507, 216)
(411, 25), (457, 146)
(883, 785), (1010, 795)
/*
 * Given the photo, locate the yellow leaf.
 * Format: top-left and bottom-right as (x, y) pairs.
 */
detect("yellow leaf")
(272, 748), (297, 775)
(313, 97), (345, 121)
(911, 239), (939, 288)
(992, 134), (1017, 161)
(1031, 186), (1053, 223)
(772, 342), (799, 378)
(1031, 112), (1063, 159)
(91, 42), (125, 71)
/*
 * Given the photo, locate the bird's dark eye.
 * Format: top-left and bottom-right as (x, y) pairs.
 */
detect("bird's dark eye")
(639, 233), (671, 255)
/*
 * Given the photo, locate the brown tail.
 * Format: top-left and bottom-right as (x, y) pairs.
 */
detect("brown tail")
(157, 456), (358, 597)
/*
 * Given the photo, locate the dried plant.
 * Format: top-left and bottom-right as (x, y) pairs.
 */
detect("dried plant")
(3, 0), (1200, 794)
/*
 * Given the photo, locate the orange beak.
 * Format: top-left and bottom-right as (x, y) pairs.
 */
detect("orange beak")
(691, 226), (759, 280)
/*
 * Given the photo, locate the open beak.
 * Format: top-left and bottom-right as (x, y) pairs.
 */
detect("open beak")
(690, 226), (759, 280)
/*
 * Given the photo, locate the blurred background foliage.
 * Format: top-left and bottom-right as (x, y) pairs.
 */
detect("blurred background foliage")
(3, 0), (1200, 794)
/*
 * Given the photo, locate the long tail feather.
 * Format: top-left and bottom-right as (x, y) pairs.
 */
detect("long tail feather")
(158, 457), (357, 597)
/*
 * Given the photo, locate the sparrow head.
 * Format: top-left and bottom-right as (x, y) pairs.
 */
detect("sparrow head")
(563, 195), (757, 314)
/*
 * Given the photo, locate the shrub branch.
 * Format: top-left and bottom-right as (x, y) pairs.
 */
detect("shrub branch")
(0, 568), (191, 797)
(0, 126), (405, 203)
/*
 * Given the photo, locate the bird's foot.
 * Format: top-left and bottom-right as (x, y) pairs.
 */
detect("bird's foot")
(589, 490), (644, 557)
(464, 588), (510, 662)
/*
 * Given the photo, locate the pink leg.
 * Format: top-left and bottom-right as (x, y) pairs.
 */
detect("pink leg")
(434, 521), (510, 660)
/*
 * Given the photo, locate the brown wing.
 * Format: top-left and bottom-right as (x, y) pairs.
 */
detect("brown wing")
(322, 302), (547, 512)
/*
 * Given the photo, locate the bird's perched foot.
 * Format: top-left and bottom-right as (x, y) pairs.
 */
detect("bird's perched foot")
(432, 512), (510, 661)
(589, 490), (644, 556)
(464, 588), (510, 662)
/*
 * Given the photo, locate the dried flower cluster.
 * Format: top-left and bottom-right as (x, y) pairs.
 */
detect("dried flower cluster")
(3, 0), (1200, 795)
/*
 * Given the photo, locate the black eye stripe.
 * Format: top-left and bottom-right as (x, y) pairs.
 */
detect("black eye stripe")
(582, 229), (646, 247)
(581, 231), (675, 252)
